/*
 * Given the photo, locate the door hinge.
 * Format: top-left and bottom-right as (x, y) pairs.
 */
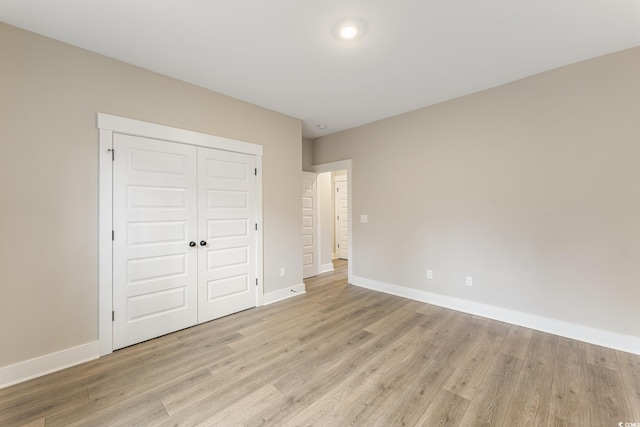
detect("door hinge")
(107, 148), (114, 161)
(255, 168), (257, 176)
(255, 223), (258, 231)
(256, 278), (258, 287)
(336, 187), (339, 192)
(337, 216), (339, 220)
(112, 230), (115, 241)
(112, 311), (115, 321)
(337, 244), (340, 248)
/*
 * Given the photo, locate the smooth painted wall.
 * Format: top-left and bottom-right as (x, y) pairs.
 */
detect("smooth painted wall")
(302, 137), (313, 172)
(0, 23), (302, 367)
(313, 47), (640, 338)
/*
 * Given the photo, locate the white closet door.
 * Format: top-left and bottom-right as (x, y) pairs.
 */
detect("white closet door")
(197, 148), (257, 323)
(302, 172), (318, 278)
(112, 134), (198, 350)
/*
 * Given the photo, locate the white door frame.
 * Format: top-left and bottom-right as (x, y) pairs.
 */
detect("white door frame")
(309, 160), (352, 284)
(97, 113), (264, 356)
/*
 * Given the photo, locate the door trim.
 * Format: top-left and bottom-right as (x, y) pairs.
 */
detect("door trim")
(97, 113), (264, 356)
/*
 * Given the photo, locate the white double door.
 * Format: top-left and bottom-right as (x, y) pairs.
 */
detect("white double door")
(112, 134), (257, 349)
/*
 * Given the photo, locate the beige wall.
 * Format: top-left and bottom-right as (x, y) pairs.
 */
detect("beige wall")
(302, 137), (313, 171)
(0, 23), (302, 367)
(314, 47), (640, 338)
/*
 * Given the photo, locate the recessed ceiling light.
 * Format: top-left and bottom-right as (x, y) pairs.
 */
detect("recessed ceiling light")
(318, 124), (328, 130)
(333, 19), (366, 41)
(340, 25), (358, 40)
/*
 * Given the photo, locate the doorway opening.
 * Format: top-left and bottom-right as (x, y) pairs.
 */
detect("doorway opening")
(306, 160), (352, 284)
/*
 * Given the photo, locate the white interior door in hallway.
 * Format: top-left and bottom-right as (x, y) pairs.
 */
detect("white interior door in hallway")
(112, 133), (258, 349)
(335, 175), (348, 260)
(302, 172), (318, 279)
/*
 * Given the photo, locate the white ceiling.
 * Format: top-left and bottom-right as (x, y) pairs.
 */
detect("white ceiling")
(1, 0), (639, 138)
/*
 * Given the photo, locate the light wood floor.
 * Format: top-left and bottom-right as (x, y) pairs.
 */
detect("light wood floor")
(2, 260), (639, 426)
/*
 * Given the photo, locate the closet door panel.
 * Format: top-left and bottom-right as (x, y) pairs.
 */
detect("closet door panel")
(112, 134), (198, 349)
(198, 148), (257, 323)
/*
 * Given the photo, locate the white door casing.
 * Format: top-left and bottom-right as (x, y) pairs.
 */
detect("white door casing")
(112, 134), (198, 349)
(98, 113), (263, 355)
(302, 172), (318, 279)
(198, 148), (257, 323)
(335, 176), (349, 260)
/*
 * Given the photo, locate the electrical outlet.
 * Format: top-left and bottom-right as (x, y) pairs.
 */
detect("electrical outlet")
(280, 267), (286, 277)
(427, 269), (433, 280)
(466, 276), (473, 287)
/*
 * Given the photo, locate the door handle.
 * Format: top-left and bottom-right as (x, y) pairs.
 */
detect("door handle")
(200, 240), (207, 246)
(189, 241), (196, 247)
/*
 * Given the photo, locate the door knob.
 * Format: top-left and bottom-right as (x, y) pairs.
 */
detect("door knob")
(189, 241), (196, 247)
(200, 240), (207, 246)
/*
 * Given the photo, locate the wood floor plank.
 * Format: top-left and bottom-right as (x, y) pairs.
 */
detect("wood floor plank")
(363, 299), (426, 334)
(91, 402), (169, 427)
(616, 350), (640, 420)
(546, 414), (574, 427)
(245, 311), (425, 426)
(415, 389), (471, 427)
(549, 338), (590, 425)
(372, 346), (457, 426)
(500, 324), (533, 359)
(0, 385), (88, 426)
(588, 362), (635, 427)
(162, 338), (301, 416)
(556, 336), (587, 351)
(245, 335), (376, 426)
(296, 295), (408, 344)
(484, 319), (512, 337)
(282, 326), (440, 426)
(160, 384), (284, 426)
(327, 339), (444, 426)
(502, 330), (558, 427)
(586, 343), (620, 371)
(142, 331), (237, 366)
(421, 307), (472, 333)
(435, 316), (491, 368)
(44, 368), (213, 426)
(358, 310), (426, 352)
(416, 301), (446, 316)
(443, 347), (499, 401)
(273, 329), (376, 394)
(459, 352), (524, 427)
(87, 341), (235, 402)
(18, 418), (45, 427)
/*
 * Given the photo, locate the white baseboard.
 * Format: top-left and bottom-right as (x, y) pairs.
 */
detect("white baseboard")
(319, 263), (334, 274)
(351, 275), (640, 356)
(263, 283), (306, 306)
(0, 341), (100, 389)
